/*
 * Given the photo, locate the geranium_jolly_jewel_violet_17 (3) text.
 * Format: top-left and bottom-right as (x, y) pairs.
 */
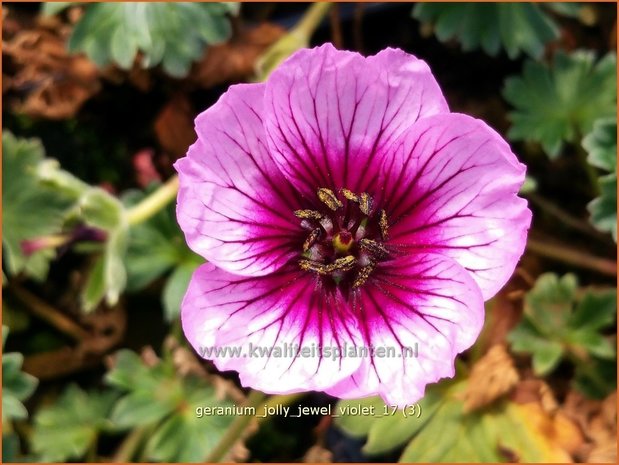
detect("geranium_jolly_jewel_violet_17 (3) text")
(174, 43), (532, 406)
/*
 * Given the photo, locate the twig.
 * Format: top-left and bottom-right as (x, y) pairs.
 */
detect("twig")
(527, 237), (616, 276)
(9, 284), (89, 341)
(113, 426), (149, 462)
(527, 193), (609, 241)
(206, 390), (267, 462)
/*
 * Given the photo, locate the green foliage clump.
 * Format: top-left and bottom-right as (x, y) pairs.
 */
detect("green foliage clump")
(2, 132), (76, 280)
(503, 51), (617, 158)
(2, 327), (38, 423)
(508, 273), (616, 397)
(583, 118), (617, 241)
(412, 3), (580, 59)
(2, 131), (129, 311)
(335, 374), (577, 462)
(43, 2), (239, 77)
(123, 189), (201, 321)
(31, 385), (117, 462)
(106, 350), (235, 462)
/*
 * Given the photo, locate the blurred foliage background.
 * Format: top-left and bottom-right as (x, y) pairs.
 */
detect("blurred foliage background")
(2, 2), (617, 463)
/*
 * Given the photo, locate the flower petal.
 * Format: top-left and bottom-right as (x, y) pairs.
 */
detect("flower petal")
(174, 83), (303, 276)
(382, 113), (532, 299)
(325, 253), (484, 406)
(264, 44), (449, 196)
(182, 263), (363, 394)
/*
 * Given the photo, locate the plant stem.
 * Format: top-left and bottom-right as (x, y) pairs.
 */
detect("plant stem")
(527, 237), (616, 276)
(113, 426), (148, 462)
(9, 284), (89, 341)
(527, 193), (609, 241)
(206, 390), (267, 463)
(126, 175), (179, 226)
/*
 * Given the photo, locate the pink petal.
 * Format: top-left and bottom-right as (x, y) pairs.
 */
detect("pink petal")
(382, 113), (532, 300)
(182, 263), (364, 394)
(263, 44), (449, 197)
(325, 253), (484, 406)
(174, 83), (303, 276)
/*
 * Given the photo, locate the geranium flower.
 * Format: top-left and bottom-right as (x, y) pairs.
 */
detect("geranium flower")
(175, 44), (531, 406)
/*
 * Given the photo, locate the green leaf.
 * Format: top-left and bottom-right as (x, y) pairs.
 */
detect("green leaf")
(2, 433), (22, 462)
(163, 262), (199, 322)
(144, 378), (235, 462)
(336, 379), (578, 462)
(31, 384), (117, 462)
(503, 51), (617, 158)
(588, 173), (617, 241)
(508, 273), (616, 396)
(2, 132), (76, 280)
(2, 327), (38, 423)
(363, 388), (443, 455)
(573, 358), (617, 399)
(66, 3), (237, 78)
(122, 187), (201, 320)
(105, 350), (235, 462)
(509, 321), (564, 375)
(334, 397), (387, 438)
(570, 288), (617, 331)
(583, 118), (617, 241)
(77, 189), (129, 312)
(412, 3), (572, 59)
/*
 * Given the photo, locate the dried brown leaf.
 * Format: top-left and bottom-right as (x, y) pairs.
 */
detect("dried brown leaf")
(3, 16), (101, 119)
(463, 344), (520, 412)
(303, 445), (333, 463)
(189, 22), (286, 88)
(154, 95), (197, 160)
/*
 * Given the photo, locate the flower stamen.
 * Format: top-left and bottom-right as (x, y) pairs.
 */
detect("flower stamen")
(295, 187), (391, 292)
(359, 238), (388, 258)
(317, 188), (343, 211)
(303, 228), (322, 252)
(358, 192), (373, 215)
(379, 209), (389, 240)
(353, 262), (375, 288)
(295, 209), (323, 220)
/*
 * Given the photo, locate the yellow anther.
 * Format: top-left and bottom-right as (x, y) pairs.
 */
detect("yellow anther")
(359, 238), (388, 257)
(299, 259), (328, 274)
(294, 209), (323, 220)
(379, 209), (389, 240)
(340, 188), (359, 202)
(353, 263), (375, 288)
(317, 188), (343, 211)
(359, 193), (373, 215)
(325, 255), (356, 273)
(303, 228), (321, 252)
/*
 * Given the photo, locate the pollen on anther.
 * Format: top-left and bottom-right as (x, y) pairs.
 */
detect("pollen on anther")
(325, 255), (356, 273)
(359, 238), (388, 258)
(340, 188), (359, 202)
(379, 209), (389, 240)
(359, 193), (373, 215)
(317, 188), (343, 211)
(295, 209), (323, 220)
(353, 263), (375, 288)
(303, 228), (321, 252)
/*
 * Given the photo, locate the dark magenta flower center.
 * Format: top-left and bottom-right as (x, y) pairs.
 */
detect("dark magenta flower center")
(294, 187), (390, 296)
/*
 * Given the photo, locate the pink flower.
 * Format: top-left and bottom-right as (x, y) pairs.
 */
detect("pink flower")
(175, 44), (531, 406)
